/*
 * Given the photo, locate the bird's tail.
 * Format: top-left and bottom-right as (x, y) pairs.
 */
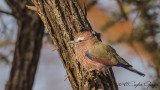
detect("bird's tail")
(123, 66), (145, 77)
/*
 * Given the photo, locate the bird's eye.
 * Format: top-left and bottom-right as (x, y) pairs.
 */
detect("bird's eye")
(79, 40), (82, 42)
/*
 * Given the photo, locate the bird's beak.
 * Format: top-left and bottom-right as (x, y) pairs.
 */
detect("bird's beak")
(68, 41), (75, 44)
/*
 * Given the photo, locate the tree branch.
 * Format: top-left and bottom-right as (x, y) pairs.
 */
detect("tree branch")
(0, 10), (13, 16)
(116, 0), (128, 21)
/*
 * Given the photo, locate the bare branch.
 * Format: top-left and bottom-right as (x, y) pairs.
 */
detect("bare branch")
(116, 0), (128, 21)
(0, 10), (13, 16)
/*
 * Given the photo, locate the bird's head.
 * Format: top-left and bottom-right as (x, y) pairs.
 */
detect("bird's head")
(68, 31), (95, 44)
(74, 31), (92, 43)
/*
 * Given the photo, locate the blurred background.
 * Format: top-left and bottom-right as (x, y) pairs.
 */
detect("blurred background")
(0, 0), (160, 90)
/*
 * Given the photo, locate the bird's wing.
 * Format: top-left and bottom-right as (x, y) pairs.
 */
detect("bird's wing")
(85, 42), (131, 66)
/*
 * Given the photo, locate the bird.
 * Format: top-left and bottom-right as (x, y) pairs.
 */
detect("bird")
(69, 30), (145, 77)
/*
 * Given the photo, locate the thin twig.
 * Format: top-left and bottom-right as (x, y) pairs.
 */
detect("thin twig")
(52, 48), (57, 51)
(0, 16), (7, 34)
(131, 11), (140, 36)
(132, 11), (140, 26)
(26, 5), (37, 11)
(130, 11), (144, 63)
(0, 53), (10, 64)
(64, 75), (68, 81)
(0, 10), (13, 16)
(116, 0), (128, 21)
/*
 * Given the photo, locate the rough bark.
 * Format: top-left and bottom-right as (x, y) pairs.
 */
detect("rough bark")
(32, 0), (118, 90)
(5, 0), (44, 90)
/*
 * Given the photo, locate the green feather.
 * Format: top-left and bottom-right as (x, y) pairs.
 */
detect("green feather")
(87, 40), (145, 76)
(88, 41), (130, 65)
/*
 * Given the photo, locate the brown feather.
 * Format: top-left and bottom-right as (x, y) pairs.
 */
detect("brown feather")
(75, 31), (106, 71)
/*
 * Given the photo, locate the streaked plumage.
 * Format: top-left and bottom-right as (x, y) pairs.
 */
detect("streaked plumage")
(73, 31), (145, 77)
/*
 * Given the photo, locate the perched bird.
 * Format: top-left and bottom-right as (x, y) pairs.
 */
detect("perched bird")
(70, 30), (145, 77)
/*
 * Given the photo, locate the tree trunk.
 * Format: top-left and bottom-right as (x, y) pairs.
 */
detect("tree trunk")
(32, 0), (118, 90)
(5, 0), (44, 90)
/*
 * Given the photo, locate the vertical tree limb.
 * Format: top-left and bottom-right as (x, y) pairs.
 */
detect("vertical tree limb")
(5, 0), (44, 90)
